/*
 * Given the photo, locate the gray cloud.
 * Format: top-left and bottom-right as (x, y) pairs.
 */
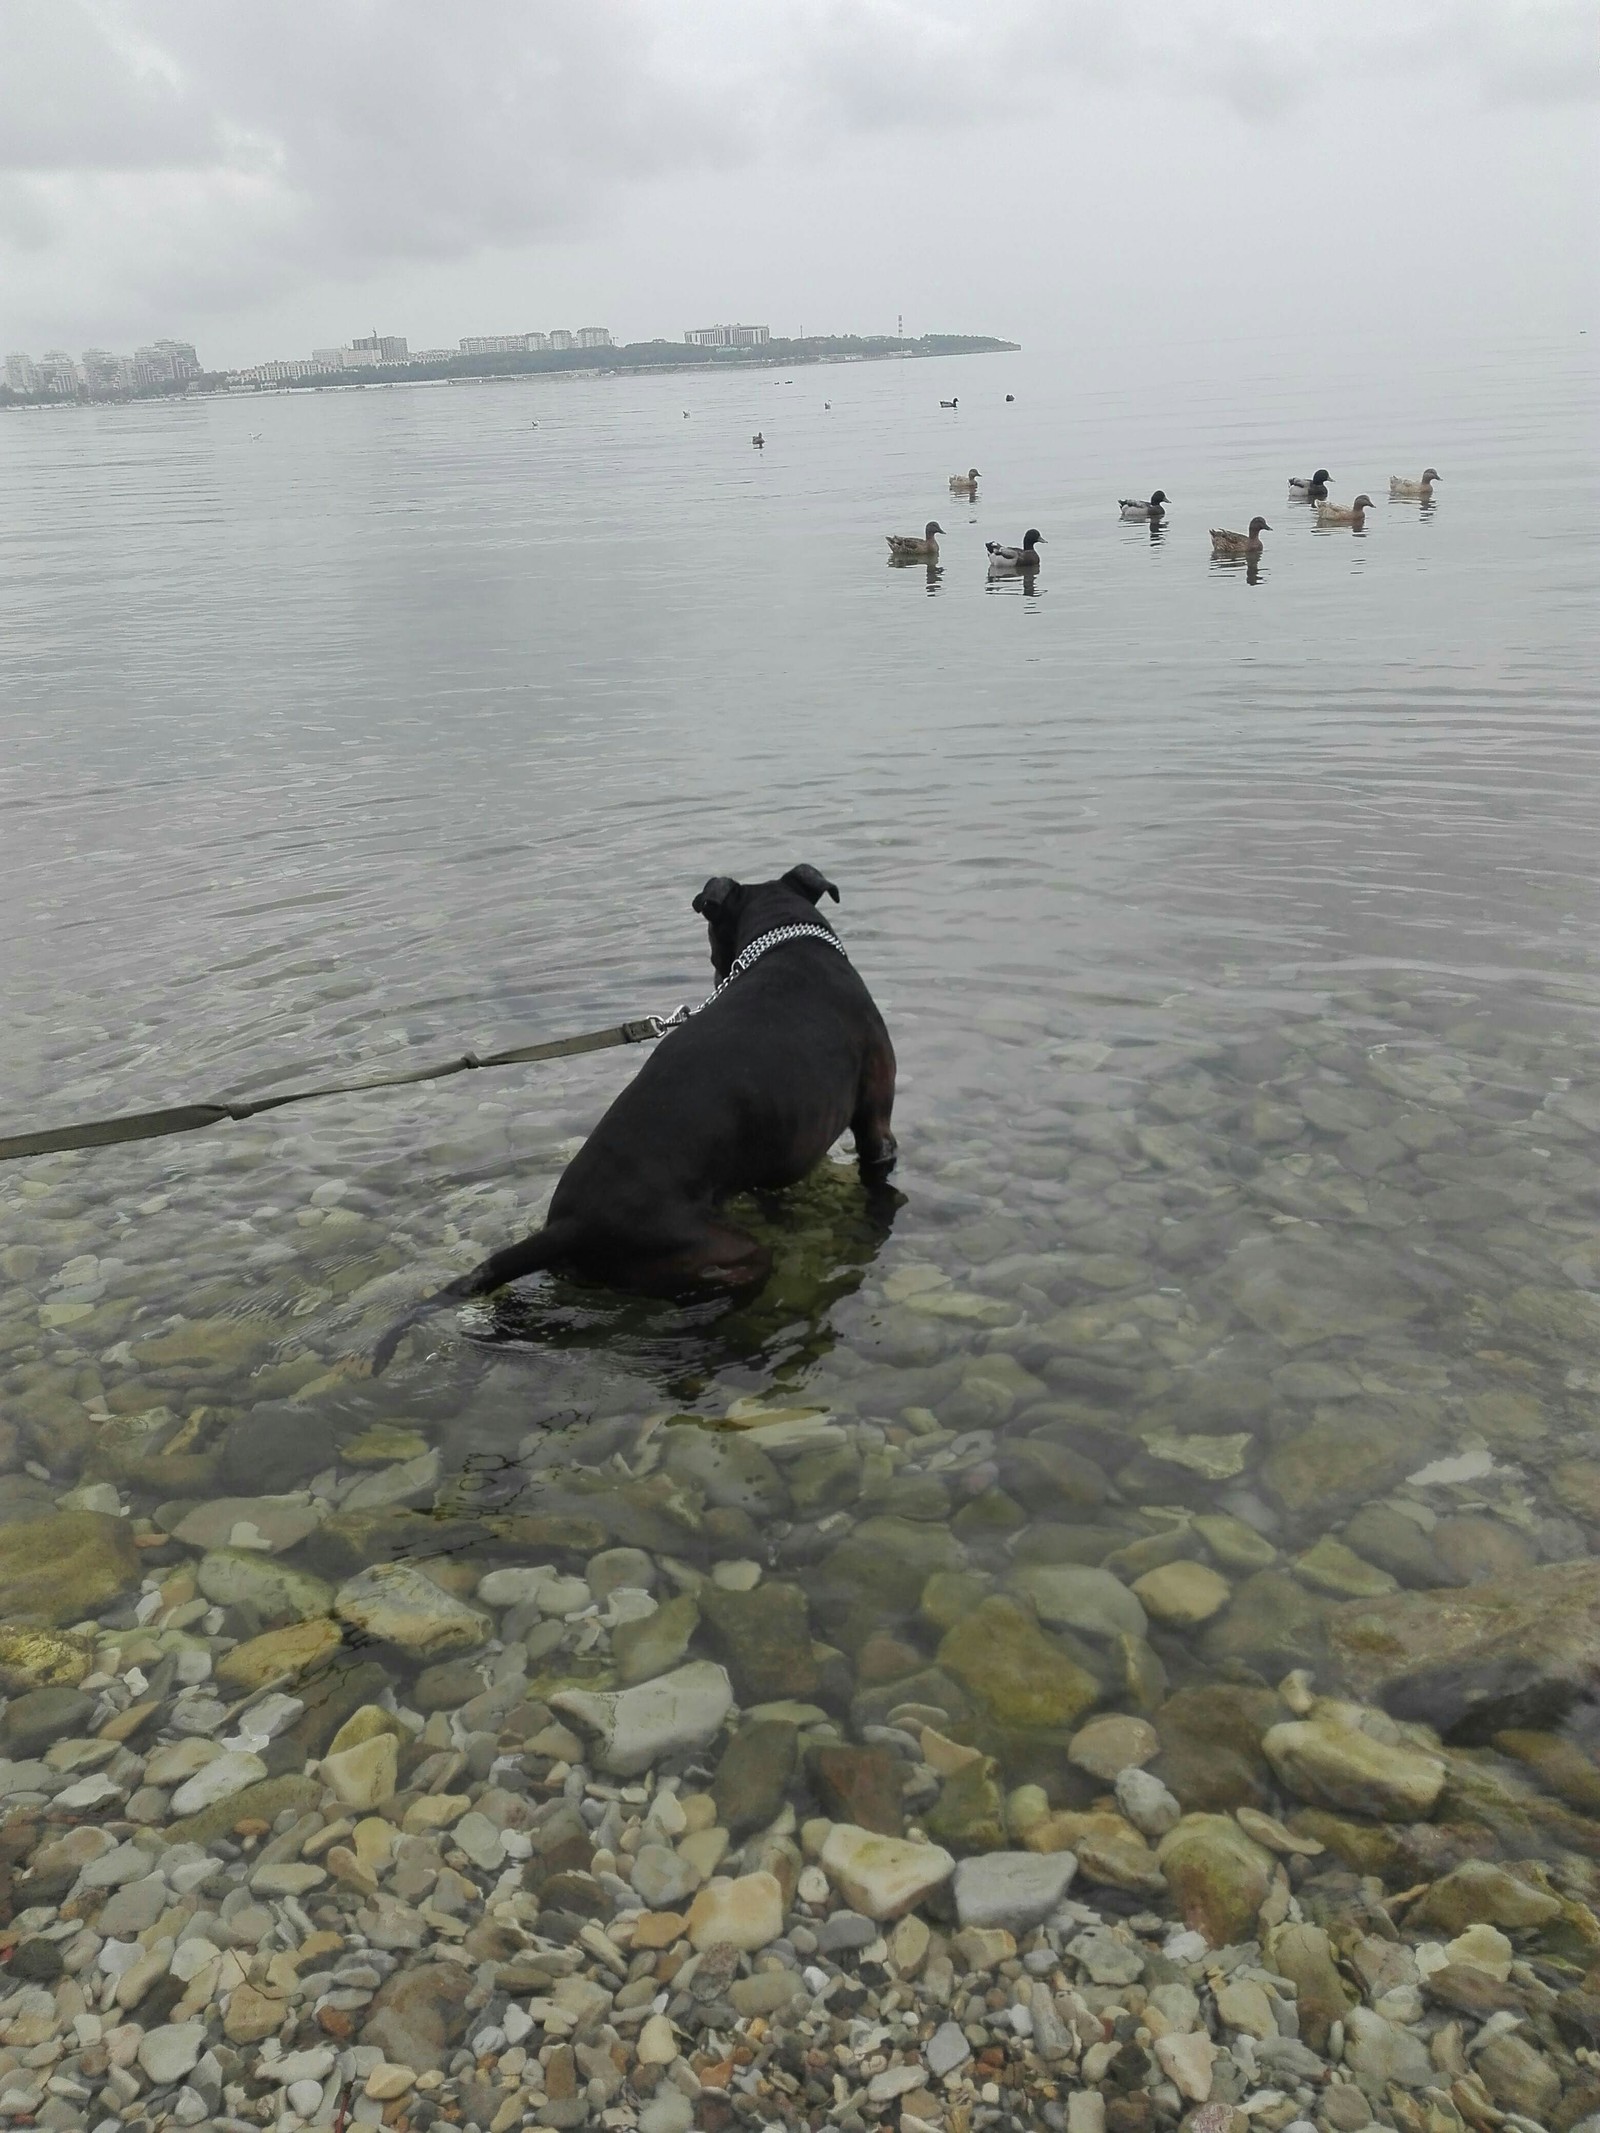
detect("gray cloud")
(0, 0), (1592, 351)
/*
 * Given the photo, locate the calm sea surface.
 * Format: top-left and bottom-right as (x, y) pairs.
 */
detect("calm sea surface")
(2, 330), (1599, 1727)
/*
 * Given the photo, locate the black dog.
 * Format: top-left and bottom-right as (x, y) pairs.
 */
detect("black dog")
(373, 864), (897, 1373)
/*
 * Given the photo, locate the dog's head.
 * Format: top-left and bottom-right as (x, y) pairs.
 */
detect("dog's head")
(693, 864), (841, 980)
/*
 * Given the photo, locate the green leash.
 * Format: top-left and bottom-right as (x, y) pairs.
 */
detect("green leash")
(0, 1016), (667, 1164)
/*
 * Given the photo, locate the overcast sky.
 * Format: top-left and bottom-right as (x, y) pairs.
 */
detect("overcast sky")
(1, 1), (1594, 366)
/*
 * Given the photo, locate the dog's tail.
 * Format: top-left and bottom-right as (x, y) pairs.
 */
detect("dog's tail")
(371, 1222), (575, 1376)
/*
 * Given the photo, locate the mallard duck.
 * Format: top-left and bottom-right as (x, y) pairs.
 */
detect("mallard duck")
(751, 432), (764, 447)
(940, 398), (958, 410)
(1119, 491), (1168, 521)
(1210, 517), (1270, 556)
(1289, 469), (1332, 500)
(986, 529), (1045, 569)
(949, 467), (981, 493)
(1316, 493), (1374, 527)
(887, 520), (944, 561)
(1390, 468), (1440, 498)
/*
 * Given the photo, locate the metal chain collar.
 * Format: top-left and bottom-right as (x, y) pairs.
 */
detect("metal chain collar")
(651, 924), (848, 1034)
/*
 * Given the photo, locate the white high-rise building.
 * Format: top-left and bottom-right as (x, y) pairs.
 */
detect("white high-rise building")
(38, 351), (81, 394)
(685, 324), (770, 349)
(575, 327), (613, 349)
(4, 352), (38, 393)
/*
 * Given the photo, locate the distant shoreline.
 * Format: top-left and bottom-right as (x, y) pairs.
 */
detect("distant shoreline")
(0, 334), (1019, 413)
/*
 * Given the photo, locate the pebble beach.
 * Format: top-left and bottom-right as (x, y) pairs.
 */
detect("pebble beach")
(6, 1036), (1600, 2133)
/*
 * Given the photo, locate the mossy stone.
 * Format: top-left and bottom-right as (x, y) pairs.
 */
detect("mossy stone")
(699, 1581), (820, 1703)
(925, 1756), (1007, 1854)
(712, 1720), (798, 1838)
(938, 1596), (1099, 1734)
(0, 1510), (140, 1627)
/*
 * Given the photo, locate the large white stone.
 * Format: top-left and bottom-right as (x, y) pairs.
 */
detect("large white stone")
(137, 2022), (206, 2085)
(685, 1872), (784, 1952)
(953, 1851), (1078, 1932)
(334, 1562), (490, 1658)
(819, 1823), (955, 1922)
(168, 1750), (268, 1816)
(551, 1661), (733, 1776)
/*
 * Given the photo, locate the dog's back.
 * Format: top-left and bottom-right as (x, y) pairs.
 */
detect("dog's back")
(373, 864), (896, 1372)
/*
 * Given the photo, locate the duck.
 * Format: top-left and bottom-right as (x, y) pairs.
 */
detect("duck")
(1210, 517), (1270, 557)
(949, 467), (981, 494)
(986, 529), (1045, 569)
(1316, 493), (1374, 527)
(1005, 394), (1015, 403)
(1289, 469), (1332, 500)
(752, 432), (764, 447)
(887, 520), (944, 561)
(1390, 467), (1441, 499)
(940, 398), (958, 410)
(1119, 490), (1168, 521)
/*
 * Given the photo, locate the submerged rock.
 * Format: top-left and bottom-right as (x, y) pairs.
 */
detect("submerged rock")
(712, 1719), (798, 1837)
(1007, 1563), (1146, 1641)
(552, 1661), (733, 1776)
(1262, 1413), (1417, 1516)
(613, 1591), (699, 1685)
(1410, 1859), (1563, 1935)
(819, 1822), (955, 1921)
(1263, 1715), (1446, 1820)
(0, 1624), (95, 1693)
(937, 1596), (1099, 1734)
(1131, 1561), (1230, 1626)
(1266, 1921), (1351, 2051)
(1152, 1685), (1281, 1813)
(698, 1580), (821, 1702)
(0, 1509), (140, 1626)
(924, 1757), (1006, 1853)
(1156, 1814), (1275, 1947)
(197, 1548), (334, 1624)
(952, 1851), (1077, 1931)
(334, 1563), (491, 1658)
(1328, 1557), (1600, 1736)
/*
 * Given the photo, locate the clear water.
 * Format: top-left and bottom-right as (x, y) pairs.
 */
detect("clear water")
(3, 328), (1599, 1695)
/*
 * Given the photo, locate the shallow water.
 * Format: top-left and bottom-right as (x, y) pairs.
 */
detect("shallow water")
(3, 326), (1600, 1745)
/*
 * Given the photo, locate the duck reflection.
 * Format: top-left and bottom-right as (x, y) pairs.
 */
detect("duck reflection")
(984, 564), (1042, 599)
(1209, 550), (1266, 586)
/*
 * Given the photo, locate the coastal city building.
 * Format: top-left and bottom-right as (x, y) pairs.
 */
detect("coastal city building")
(134, 340), (200, 384)
(351, 332), (408, 361)
(39, 352), (81, 394)
(547, 330), (574, 352)
(460, 334), (545, 355)
(81, 349), (128, 394)
(684, 323), (770, 348)
(575, 327), (613, 349)
(2, 338), (201, 398)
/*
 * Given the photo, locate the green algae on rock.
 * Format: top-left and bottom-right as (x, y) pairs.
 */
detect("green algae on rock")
(937, 1595), (1100, 1735)
(0, 1509), (140, 1627)
(1156, 1813), (1276, 1946)
(698, 1581), (822, 1703)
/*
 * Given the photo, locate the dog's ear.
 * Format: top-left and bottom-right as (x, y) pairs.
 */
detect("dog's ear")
(693, 875), (742, 917)
(782, 863), (840, 905)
